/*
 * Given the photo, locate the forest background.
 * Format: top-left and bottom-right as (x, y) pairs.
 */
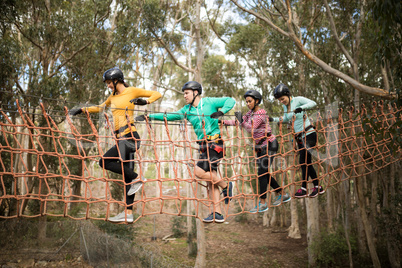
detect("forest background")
(0, 0), (400, 267)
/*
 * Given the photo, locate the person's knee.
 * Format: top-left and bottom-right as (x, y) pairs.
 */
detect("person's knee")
(99, 158), (104, 168)
(194, 166), (206, 178)
(99, 158), (111, 170)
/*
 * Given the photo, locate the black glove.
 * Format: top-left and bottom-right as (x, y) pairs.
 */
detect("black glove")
(234, 111), (243, 124)
(135, 114), (148, 121)
(268, 116), (274, 122)
(130, 98), (148, 105)
(210, 111), (224, 119)
(294, 107), (303, 114)
(69, 108), (82, 116)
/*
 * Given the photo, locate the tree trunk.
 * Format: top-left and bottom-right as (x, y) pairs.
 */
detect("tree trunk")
(341, 177), (353, 267)
(70, 159), (83, 212)
(355, 176), (381, 268)
(194, 183), (206, 268)
(305, 197), (320, 267)
(288, 155), (301, 238)
(383, 164), (401, 268)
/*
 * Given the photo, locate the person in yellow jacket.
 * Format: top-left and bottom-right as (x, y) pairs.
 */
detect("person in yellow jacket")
(69, 67), (161, 223)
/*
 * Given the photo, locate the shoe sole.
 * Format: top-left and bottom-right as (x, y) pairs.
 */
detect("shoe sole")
(214, 219), (225, 223)
(258, 207), (269, 212)
(127, 182), (143, 196)
(127, 178), (147, 196)
(294, 195), (307, 198)
(108, 218), (133, 223)
(203, 219), (214, 223)
(309, 193), (318, 198)
(283, 197), (292, 203)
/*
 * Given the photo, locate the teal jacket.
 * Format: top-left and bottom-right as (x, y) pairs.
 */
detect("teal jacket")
(149, 97), (236, 140)
(273, 96), (317, 136)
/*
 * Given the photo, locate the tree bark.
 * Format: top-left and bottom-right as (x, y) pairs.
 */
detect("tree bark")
(288, 153), (301, 238)
(194, 183), (206, 268)
(355, 176), (381, 268)
(305, 197), (320, 267)
(383, 164), (401, 268)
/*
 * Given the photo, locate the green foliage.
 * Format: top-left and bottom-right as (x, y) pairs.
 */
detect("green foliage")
(94, 219), (135, 241)
(171, 216), (186, 238)
(370, 0), (401, 86)
(312, 227), (357, 267)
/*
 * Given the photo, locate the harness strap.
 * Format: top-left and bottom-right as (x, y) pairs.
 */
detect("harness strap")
(114, 123), (134, 137)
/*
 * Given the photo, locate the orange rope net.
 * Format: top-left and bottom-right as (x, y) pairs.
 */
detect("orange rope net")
(0, 100), (401, 222)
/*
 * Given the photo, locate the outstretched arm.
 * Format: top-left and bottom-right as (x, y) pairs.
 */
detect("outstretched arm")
(129, 88), (162, 105)
(147, 106), (187, 121)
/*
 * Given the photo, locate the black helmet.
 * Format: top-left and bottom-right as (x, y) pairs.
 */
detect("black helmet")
(244, 90), (262, 104)
(182, 81), (202, 95)
(273, 83), (291, 99)
(103, 67), (124, 83)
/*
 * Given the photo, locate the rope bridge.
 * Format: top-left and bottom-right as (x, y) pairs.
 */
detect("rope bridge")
(0, 100), (400, 222)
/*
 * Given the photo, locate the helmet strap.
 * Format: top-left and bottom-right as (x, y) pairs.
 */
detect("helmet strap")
(250, 98), (259, 112)
(188, 91), (199, 112)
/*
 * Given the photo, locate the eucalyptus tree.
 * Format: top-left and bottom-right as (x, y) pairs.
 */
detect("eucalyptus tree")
(138, 0), (240, 265)
(225, 1), (399, 267)
(229, 0), (396, 100)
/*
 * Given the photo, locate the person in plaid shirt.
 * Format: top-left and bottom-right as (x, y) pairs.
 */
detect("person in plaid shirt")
(223, 90), (291, 212)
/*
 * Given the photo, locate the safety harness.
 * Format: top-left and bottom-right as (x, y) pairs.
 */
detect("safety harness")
(198, 133), (224, 154)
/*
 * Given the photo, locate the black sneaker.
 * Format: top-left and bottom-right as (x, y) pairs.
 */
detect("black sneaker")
(309, 187), (319, 198)
(294, 188), (307, 198)
(309, 186), (325, 198)
(222, 182), (233, 204)
(318, 186), (326, 195)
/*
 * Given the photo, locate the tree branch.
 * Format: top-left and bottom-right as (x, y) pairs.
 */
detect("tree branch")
(230, 0), (395, 99)
(323, 0), (354, 66)
(152, 29), (194, 73)
(230, 0), (289, 37)
(49, 42), (92, 78)
(14, 22), (43, 51)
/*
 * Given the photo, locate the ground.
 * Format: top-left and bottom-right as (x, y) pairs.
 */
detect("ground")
(0, 213), (308, 268)
(135, 212), (308, 268)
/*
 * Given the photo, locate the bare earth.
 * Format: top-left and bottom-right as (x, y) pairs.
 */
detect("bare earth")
(137, 213), (308, 268)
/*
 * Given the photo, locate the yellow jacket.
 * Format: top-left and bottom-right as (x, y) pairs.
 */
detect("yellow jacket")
(84, 87), (161, 136)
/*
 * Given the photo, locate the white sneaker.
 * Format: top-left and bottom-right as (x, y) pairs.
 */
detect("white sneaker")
(108, 211), (133, 223)
(127, 177), (146, 196)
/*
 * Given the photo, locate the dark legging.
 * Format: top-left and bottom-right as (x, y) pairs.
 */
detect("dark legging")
(99, 132), (141, 209)
(256, 143), (281, 200)
(297, 132), (318, 188)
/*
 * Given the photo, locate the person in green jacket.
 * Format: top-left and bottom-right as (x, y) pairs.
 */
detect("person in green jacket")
(136, 81), (235, 223)
(272, 83), (325, 198)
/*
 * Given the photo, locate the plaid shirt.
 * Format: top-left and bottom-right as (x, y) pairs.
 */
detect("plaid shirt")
(224, 109), (276, 147)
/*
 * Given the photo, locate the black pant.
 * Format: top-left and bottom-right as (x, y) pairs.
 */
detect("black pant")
(256, 144), (281, 200)
(99, 132), (141, 209)
(297, 132), (318, 188)
(196, 140), (224, 172)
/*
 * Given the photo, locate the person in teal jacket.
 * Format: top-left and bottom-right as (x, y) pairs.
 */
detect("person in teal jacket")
(272, 83), (325, 198)
(136, 81), (235, 223)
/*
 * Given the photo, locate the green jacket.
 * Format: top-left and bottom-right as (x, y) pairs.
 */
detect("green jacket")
(149, 97), (236, 140)
(273, 96), (317, 136)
